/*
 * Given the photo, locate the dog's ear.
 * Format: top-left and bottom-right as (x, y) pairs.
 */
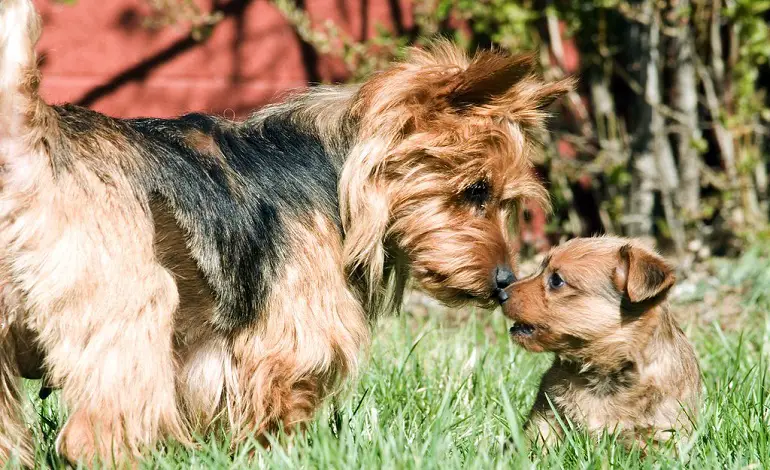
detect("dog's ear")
(440, 51), (535, 109)
(614, 244), (675, 303)
(439, 50), (574, 117)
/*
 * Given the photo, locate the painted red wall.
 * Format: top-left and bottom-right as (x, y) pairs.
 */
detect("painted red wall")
(34, 0), (411, 118)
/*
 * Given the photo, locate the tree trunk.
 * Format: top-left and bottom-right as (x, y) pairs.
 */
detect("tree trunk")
(668, 0), (702, 220)
(625, 0), (684, 257)
(626, 0), (656, 237)
(589, 65), (623, 235)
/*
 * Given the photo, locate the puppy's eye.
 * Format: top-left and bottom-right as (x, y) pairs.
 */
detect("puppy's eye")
(548, 272), (566, 289)
(462, 179), (490, 209)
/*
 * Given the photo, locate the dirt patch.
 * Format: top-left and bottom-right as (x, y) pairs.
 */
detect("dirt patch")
(669, 263), (748, 331)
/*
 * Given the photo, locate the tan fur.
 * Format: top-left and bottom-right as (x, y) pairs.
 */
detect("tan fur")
(0, 276), (33, 467)
(150, 199), (225, 431)
(0, 2), (50, 464)
(152, 204), (368, 442)
(152, 203), (368, 442)
(0, 150), (187, 464)
(183, 128), (247, 198)
(228, 214), (368, 439)
(248, 85), (359, 163)
(503, 237), (701, 449)
(1, 11), (186, 458)
(0, 0), (41, 142)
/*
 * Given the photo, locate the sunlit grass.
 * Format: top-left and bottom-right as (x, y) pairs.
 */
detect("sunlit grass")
(18, 247), (770, 469)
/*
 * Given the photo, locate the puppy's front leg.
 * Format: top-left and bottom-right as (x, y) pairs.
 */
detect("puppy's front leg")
(526, 410), (564, 450)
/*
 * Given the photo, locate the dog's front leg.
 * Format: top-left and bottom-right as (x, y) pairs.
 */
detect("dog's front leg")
(225, 215), (369, 445)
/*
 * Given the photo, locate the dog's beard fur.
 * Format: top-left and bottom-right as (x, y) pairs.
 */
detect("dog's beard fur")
(0, 0), (571, 465)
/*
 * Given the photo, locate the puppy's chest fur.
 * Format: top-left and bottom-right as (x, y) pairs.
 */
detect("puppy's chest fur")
(531, 343), (699, 438)
(542, 360), (656, 430)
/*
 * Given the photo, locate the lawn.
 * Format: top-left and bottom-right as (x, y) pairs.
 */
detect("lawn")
(20, 247), (770, 469)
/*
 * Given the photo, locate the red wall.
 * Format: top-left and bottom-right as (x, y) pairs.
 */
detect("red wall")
(34, 0), (411, 118)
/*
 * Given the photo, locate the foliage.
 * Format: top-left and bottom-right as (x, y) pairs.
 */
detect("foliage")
(142, 0), (224, 41)
(272, 0), (770, 259)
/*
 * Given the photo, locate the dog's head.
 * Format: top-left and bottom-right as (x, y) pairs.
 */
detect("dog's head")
(502, 237), (676, 358)
(340, 42), (572, 312)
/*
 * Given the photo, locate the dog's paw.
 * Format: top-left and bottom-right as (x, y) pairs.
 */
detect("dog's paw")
(56, 409), (132, 468)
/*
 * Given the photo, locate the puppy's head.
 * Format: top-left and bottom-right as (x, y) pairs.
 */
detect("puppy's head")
(502, 237), (676, 357)
(341, 41), (573, 311)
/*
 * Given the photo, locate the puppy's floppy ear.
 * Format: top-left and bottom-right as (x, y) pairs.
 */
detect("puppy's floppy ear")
(614, 244), (675, 303)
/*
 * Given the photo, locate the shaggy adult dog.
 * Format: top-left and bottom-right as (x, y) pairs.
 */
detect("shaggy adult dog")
(0, 0), (571, 465)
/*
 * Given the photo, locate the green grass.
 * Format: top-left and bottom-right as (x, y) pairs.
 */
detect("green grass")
(18, 247), (770, 469)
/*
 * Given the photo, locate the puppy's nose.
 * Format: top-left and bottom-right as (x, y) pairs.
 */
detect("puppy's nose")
(495, 266), (516, 289)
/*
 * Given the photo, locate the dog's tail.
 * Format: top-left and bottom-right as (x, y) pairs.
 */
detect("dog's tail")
(0, 0), (44, 143)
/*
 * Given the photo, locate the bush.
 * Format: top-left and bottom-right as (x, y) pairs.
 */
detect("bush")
(274, 0), (770, 261)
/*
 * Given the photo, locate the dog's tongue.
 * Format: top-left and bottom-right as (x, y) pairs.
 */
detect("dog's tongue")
(509, 322), (535, 336)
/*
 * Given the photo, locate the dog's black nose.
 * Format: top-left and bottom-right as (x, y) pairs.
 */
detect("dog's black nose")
(495, 266), (516, 289)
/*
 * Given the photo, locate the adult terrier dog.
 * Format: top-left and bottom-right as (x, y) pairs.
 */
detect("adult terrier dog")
(0, 0), (571, 464)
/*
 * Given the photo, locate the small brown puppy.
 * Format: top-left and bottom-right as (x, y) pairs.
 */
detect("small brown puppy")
(503, 237), (700, 449)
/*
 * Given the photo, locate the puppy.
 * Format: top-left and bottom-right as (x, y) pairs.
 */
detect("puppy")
(503, 237), (700, 449)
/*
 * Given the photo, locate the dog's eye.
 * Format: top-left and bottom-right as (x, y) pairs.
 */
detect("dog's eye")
(548, 272), (566, 289)
(462, 179), (490, 209)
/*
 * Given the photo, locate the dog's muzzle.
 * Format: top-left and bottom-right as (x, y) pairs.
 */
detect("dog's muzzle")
(493, 265), (516, 303)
